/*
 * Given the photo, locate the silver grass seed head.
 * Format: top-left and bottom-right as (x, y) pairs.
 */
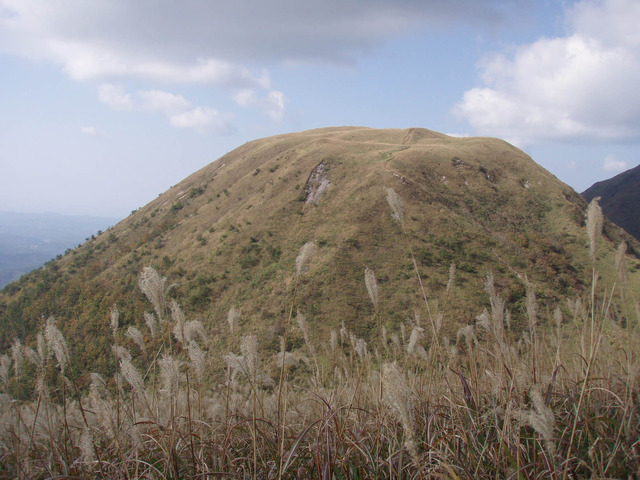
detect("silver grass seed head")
(126, 326), (145, 353)
(554, 307), (563, 330)
(435, 312), (443, 336)
(407, 326), (424, 355)
(110, 304), (119, 336)
(484, 272), (496, 299)
(520, 386), (556, 457)
(240, 335), (258, 378)
(24, 346), (40, 369)
(296, 241), (317, 276)
(384, 187), (405, 225)
(349, 332), (357, 350)
(144, 312), (157, 338)
(586, 197), (603, 261)
(457, 324), (475, 350)
(447, 262), (457, 292)
(138, 266), (169, 321)
(223, 352), (244, 380)
(355, 338), (368, 361)
(36, 332), (47, 362)
(10, 338), (23, 376)
(382, 362), (417, 459)
(364, 267), (379, 307)
(227, 306), (239, 334)
(89, 373), (106, 400)
(188, 341), (206, 381)
(296, 311), (310, 342)
(120, 357), (144, 392)
(170, 300), (186, 344)
(159, 354), (181, 395)
(44, 317), (68, 373)
(299, 354), (312, 369)
(330, 330), (338, 352)
(257, 372), (275, 389)
(414, 345), (428, 360)
(112, 345), (132, 363)
(0, 355), (10, 389)
(184, 319), (206, 344)
(340, 321), (348, 345)
(80, 429), (95, 463)
(525, 278), (537, 329)
(276, 350), (299, 368)
(35, 375), (49, 397)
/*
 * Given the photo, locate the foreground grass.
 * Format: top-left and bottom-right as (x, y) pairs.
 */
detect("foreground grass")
(0, 197), (638, 479)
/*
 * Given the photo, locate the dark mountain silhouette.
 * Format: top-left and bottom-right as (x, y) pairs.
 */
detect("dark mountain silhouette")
(582, 164), (640, 241)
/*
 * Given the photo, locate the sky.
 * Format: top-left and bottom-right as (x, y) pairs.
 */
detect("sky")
(1, 0), (639, 219)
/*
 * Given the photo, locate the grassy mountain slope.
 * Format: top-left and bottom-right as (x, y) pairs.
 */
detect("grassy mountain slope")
(582, 163), (640, 241)
(1, 127), (638, 373)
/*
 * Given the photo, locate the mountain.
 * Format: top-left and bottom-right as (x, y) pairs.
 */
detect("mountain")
(1, 127), (638, 372)
(0, 211), (120, 288)
(582, 163), (640, 241)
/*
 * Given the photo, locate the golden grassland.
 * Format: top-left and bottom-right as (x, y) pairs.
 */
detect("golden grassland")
(0, 194), (638, 479)
(7, 127), (638, 375)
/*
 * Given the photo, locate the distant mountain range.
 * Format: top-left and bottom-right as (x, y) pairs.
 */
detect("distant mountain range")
(0, 211), (120, 288)
(582, 163), (640, 241)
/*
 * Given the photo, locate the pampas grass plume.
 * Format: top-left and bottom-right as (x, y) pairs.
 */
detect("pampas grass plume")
(110, 304), (119, 337)
(364, 267), (378, 307)
(296, 241), (317, 276)
(586, 197), (603, 261)
(44, 316), (68, 373)
(227, 306), (239, 334)
(384, 187), (404, 225)
(126, 326), (145, 353)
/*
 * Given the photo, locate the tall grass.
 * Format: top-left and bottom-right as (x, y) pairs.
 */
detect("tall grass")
(0, 196), (638, 479)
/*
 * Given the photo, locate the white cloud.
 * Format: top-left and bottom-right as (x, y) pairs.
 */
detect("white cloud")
(80, 126), (97, 136)
(454, 0), (640, 145)
(98, 84), (133, 111)
(0, 1), (518, 67)
(232, 88), (287, 121)
(232, 89), (256, 108)
(138, 90), (192, 115)
(0, 1), (524, 127)
(264, 91), (286, 121)
(97, 84), (234, 134)
(169, 107), (233, 134)
(603, 154), (627, 172)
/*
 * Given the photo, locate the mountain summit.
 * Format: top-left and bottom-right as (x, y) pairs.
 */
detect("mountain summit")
(1, 127), (638, 370)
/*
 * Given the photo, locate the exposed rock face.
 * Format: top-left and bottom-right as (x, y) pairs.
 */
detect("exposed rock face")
(304, 161), (330, 205)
